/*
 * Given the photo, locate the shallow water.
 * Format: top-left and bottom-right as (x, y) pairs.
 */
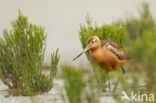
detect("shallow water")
(0, 79), (116, 103)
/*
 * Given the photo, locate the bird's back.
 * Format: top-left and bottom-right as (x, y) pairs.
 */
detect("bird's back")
(102, 40), (126, 60)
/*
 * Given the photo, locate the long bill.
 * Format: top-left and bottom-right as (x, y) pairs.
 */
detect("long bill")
(73, 45), (90, 61)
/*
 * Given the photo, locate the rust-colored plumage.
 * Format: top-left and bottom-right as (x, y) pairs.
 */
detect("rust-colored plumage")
(73, 36), (126, 73)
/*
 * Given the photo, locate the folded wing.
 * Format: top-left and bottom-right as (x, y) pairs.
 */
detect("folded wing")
(102, 40), (126, 60)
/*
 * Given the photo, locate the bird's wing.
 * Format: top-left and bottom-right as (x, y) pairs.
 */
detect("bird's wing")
(102, 40), (126, 60)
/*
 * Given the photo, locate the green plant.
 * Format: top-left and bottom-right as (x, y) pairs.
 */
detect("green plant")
(112, 2), (156, 103)
(62, 64), (101, 103)
(62, 65), (85, 103)
(0, 11), (60, 96)
(79, 15), (126, 49)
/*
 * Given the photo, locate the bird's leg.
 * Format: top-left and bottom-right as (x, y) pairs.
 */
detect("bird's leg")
(113, 66), (126, 92)
(113, 78), (120, 92)
(121, 66), (125, 74)
(107, 72), (111, 92)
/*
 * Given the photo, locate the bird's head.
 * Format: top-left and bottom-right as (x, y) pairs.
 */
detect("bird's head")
(86, 36), (101, 50)
(73, 36), (101, 60)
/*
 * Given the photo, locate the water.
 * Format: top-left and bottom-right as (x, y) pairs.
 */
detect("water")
(0, 79), (116, 103)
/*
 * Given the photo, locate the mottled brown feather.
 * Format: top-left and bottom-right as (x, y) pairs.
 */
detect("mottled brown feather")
(102, 40), (126, 60)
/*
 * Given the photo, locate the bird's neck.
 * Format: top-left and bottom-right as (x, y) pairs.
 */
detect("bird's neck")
(89, 47), (103, 55)
(90, 44), (102, 51)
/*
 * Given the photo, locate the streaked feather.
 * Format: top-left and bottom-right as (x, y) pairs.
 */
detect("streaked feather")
(102, 40), (126, 60)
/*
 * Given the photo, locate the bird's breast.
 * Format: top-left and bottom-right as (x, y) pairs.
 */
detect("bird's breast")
(89, 48), (107, 64)
(89, 48), (124, 70)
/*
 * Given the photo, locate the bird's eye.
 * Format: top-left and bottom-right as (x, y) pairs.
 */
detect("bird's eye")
(91, 41), (94, 44)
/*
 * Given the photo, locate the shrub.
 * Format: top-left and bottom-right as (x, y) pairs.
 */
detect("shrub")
(62, 64), (101, 103)
(62, 65), (85, 103)
(79, 15), (126, 49)
(112, 2), (156, 103)
(0, 12), (60, 96)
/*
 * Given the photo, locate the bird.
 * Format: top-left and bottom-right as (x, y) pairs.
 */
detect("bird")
(73, 36), (127, 91)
